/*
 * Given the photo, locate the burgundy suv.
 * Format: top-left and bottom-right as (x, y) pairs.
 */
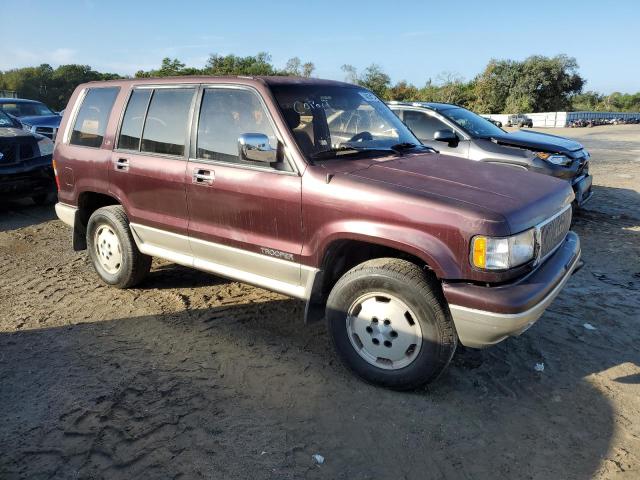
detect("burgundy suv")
(54, 77), (581, 389)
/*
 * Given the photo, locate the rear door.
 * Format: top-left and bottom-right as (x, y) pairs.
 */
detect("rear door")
(186, 85), (304, 295)
(399, 109), (470, 158)
(110, 86), (196, 249)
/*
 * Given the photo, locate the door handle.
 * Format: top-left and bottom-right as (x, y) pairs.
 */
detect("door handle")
(115, 158), (129, 172)
(192, 168), (215, 185)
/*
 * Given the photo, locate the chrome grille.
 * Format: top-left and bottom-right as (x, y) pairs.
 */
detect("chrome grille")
(538, 207), (572, 261)
(35, 126), (57, 139)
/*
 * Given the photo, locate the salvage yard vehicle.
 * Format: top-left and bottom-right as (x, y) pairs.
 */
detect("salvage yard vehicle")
(0, 109), (55, 204)
(389, 102), (593, 206)
(0, 97), (62, 140)
(54, 77), (582, 389)
(506, 113), (533, 128)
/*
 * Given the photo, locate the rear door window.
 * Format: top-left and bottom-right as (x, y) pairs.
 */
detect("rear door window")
(118, 89), (152, 151)
(70, 87), (120, 148)
(403, 110), (447, 140)
(140, 88), (195, 156)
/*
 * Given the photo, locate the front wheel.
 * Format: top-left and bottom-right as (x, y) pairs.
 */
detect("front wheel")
(326, 258), (457, 390)
(86, 206), (151, 288)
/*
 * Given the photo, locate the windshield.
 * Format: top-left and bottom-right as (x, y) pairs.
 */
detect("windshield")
(0, 110), (17, 127)
(0, 101), (55, 118)
(270, 85), (420, 160)
(441, 106), (505, 138)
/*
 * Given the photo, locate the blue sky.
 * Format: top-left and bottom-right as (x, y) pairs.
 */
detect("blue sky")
(2, 0), (638, 93)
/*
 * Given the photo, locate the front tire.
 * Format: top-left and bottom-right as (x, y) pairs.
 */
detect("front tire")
(326, 258), (457, 390)
(86, 206), (151, 288)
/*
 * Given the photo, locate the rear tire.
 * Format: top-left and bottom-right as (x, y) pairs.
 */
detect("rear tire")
(326, 258), (457, 390)
(86, 206), (151, 288)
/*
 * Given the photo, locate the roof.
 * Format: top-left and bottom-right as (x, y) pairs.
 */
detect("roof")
(387, 101), (459, 111)
(76, 75), (355, 89)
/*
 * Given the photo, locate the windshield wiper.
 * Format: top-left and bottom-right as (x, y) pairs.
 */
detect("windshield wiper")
(309, 146), (395, 160)
(390, 142), (438, 154)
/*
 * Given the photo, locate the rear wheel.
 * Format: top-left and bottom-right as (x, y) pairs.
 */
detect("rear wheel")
(326, 258), (457, 390)
(86, 206), (151, 288)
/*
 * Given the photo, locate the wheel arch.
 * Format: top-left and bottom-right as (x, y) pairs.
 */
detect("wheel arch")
(304, 231), (459, 323)
(73, 191), (122, 250)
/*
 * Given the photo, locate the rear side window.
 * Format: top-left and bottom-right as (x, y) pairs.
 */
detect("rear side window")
(70, 87), (119, 148)
(118, 89), (152, 151)
(141, 88), (194, 156)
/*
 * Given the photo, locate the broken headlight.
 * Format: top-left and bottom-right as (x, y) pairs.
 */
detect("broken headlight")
(535, 152), (572, 166)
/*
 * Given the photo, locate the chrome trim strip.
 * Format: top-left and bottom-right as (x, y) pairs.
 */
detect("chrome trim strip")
(536, 203), (572, 230)
(450, 247), (580, 348)
(129, 223), (318, 300)
(55, 202), (77, 228)
(62, 88), (88, 144)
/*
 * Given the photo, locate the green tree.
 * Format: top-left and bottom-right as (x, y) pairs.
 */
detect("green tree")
(473, 55), (584, 113)
(388, 81), (420, 101)
(0, 64), (120, 110)
(359, 64), (391, 98)
(204, 52), (277, 76)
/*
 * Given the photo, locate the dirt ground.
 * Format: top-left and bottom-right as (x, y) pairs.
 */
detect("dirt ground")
(1, 124), (639, 479)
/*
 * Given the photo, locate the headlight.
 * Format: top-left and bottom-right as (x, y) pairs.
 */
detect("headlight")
(471, 228), (536, 270)
(21, 122), (32, 131)
(535, 152), (572, 166)
(37, 136), (54, 156)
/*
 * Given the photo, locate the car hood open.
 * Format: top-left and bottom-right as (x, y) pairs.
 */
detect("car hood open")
(344, 152), (574, 234)
(488, 130), (584, 156)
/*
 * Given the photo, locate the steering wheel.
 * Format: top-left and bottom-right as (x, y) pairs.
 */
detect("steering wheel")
(348, 131), (373, 142)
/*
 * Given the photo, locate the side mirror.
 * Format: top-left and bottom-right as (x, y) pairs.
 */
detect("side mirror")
(433, 129), (458, 146)
(238, 133), (278, 163)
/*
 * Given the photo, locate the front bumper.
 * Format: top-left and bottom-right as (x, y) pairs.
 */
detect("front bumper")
(0, 157), (55, 199)
(443, 232), (581, 348)
(572, 174), (593, 207)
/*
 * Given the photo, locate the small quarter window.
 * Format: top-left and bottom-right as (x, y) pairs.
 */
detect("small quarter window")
(141, 88), (194, 156)
(118, 89), (152, 151)
(70, 87), (119, 148)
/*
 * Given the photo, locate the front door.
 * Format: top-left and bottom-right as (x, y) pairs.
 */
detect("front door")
(186, 86), (304, 295)
(400, 109), (470, 158)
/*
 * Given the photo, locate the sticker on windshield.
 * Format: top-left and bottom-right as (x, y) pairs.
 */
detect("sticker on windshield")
(358, 91), (381, 103)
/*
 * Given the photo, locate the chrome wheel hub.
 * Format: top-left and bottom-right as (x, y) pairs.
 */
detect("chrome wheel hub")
(346, 292), (422, 370)
(94, 224), (122, 275)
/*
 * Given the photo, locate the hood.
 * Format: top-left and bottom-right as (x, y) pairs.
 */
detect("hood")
(344, 153), (574, 234)
(18, 114), (62, 128)
(489, 130), (583, 157)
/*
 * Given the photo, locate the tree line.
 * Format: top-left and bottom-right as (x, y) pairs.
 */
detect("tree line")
(1, 52), (638, 113)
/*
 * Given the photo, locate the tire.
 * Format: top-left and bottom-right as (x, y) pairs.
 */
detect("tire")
(326, 258), (457, 390)
(86, 205), (151, 288)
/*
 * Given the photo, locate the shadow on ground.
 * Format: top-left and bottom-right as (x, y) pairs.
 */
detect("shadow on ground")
(0, 198), (57, 232)
(0, 294), (631, 479)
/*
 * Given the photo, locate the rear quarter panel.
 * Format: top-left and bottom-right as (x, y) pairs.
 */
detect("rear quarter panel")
(54, 83), (128, 207)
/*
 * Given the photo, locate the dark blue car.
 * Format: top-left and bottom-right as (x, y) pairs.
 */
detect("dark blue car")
(0, 109), (56, 204)
(0, 98), (62, 139)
